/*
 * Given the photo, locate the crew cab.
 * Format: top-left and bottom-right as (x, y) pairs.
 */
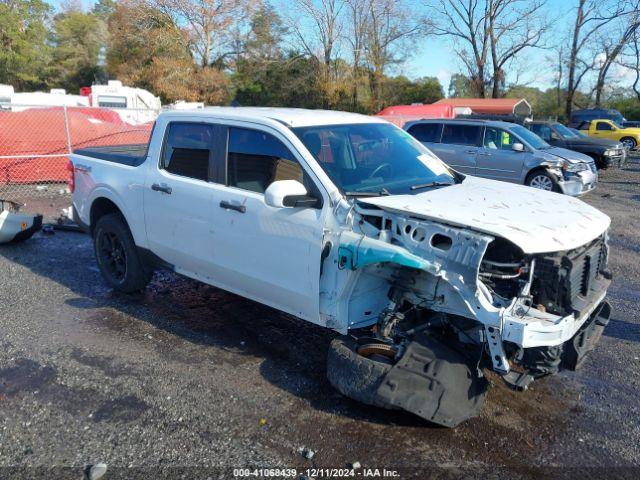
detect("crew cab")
(404, 119), (598, 196)
(526, 121), (626, 169)
(71, 108), (612, 427)
(577, 119), (640, 150)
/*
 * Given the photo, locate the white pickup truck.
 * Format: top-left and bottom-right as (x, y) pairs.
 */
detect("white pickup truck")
(71, 108), (612, 427)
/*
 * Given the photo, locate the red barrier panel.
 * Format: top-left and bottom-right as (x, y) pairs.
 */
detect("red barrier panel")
(0, 107), (152, 184)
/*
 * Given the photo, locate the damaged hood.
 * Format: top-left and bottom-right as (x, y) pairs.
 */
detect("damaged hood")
(358, 176), (610, 254)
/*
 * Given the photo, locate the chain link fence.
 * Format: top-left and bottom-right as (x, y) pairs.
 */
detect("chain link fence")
(0, 105), (156, 217)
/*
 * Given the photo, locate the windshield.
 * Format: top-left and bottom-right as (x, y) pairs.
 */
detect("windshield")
(509, 124), (550, 149)
(553, 123), (579, 139)
(611, 121), (625, 129)
(292, 123), (455, 195)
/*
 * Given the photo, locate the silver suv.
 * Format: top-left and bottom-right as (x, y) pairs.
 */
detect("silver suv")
(405, 119), (598, 196)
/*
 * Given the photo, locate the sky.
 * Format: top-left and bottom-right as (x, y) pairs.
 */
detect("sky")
(48, 0), (637, 94)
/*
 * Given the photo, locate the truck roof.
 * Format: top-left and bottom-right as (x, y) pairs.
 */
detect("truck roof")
(159, 107), (386, 128)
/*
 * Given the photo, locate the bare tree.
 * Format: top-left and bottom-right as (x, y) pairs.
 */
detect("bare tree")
(616, 27), (640, 101)
(592, 0), (640, 105)
(345, 0), (368, 109)
(430, 0), (547, 98)
(285, 0), (346, 108)
(150, 0), (259, 68)
(487, 0), (548, 97)
(364, 0), (423, 111)
(564, 0), (622, 118)
(431, 0), (491, 97)
(630, 30), (640, 100)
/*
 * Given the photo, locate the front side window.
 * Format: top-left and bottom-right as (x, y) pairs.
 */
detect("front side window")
(484, 127), (516, 150)
(508, 124), (550, 149)
(162, 122), (213, 181)
(441, 124), (482, 146)
(407, 123), (443, 143)
(596, 122), (613, 131)
(292, 123), (455, 196)
(227, 127), (304, 194)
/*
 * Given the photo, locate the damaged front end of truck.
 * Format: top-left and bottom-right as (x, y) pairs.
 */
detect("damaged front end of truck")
(320, 197), (612, 427)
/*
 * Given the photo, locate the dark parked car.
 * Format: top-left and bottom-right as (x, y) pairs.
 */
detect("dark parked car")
(569, 108), (637, 129)
(526, 121), (626, 169)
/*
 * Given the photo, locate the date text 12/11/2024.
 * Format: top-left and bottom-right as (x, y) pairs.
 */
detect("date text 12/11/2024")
(233, 468), (401, 477)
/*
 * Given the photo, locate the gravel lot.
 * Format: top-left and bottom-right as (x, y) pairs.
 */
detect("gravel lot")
(0, 157), (639, 479)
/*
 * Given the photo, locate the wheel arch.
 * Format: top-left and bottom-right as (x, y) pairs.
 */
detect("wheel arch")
(525, 165), (556, 181)
(90, 197), (128, 235)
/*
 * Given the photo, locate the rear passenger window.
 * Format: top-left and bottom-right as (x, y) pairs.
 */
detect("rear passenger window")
(441, 124), (481, 146)
(162, 122), (213, 181)
(407, 123), (442, 143)
(227, 128), (304, 194)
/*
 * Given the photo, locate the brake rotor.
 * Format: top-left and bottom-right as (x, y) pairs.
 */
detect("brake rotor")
(357, 342), (398, 359)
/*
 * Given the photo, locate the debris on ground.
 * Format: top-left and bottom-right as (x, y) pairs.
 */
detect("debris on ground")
(0, 199), (42, 244)
(85, 462), (107, 480)
(299, 447), (315, 459)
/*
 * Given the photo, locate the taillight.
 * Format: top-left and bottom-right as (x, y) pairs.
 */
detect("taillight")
(67, 159), (75, 193)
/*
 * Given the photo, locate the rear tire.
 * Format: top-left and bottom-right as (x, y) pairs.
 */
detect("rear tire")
(93, 213), (152, 293)
(526, 170), (560, 192)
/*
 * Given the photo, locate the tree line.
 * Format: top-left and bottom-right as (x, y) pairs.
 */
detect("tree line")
(0, 0), (639, 118)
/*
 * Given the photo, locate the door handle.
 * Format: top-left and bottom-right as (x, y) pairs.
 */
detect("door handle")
(219, 200), (246, 213)
(465, 149), (477, 154)
(151, 183), (172, 194)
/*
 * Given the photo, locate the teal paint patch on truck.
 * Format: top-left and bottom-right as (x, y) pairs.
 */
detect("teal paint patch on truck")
(338, 231), (436, 272)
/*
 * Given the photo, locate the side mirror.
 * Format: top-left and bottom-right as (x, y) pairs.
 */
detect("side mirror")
(264, 180), (317, 208)
(512, 142), (525, 152)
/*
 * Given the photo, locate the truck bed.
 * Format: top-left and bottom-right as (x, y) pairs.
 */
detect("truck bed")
(73, 144), (148, 167)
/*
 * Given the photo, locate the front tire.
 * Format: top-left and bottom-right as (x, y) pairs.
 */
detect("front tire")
(620, 137), (637, 150)
(93, 213), (152, 293)
(526, 170), (560, 192)
(326, 336), (395, 409)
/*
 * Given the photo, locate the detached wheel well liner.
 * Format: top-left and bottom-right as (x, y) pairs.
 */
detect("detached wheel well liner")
(327, 334), (489, 427)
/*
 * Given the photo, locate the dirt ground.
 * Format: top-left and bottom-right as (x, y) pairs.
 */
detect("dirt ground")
(0, 157), (639, 479)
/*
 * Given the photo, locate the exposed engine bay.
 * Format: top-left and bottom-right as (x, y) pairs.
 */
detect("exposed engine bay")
(321, 200), (612, 425)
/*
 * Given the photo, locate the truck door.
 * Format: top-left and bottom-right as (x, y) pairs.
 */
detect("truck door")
(592, 121), (613, 138)
(205, 125), (325, 323)
(143, 120), (227, 275)
(476, 127), (527, 183)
